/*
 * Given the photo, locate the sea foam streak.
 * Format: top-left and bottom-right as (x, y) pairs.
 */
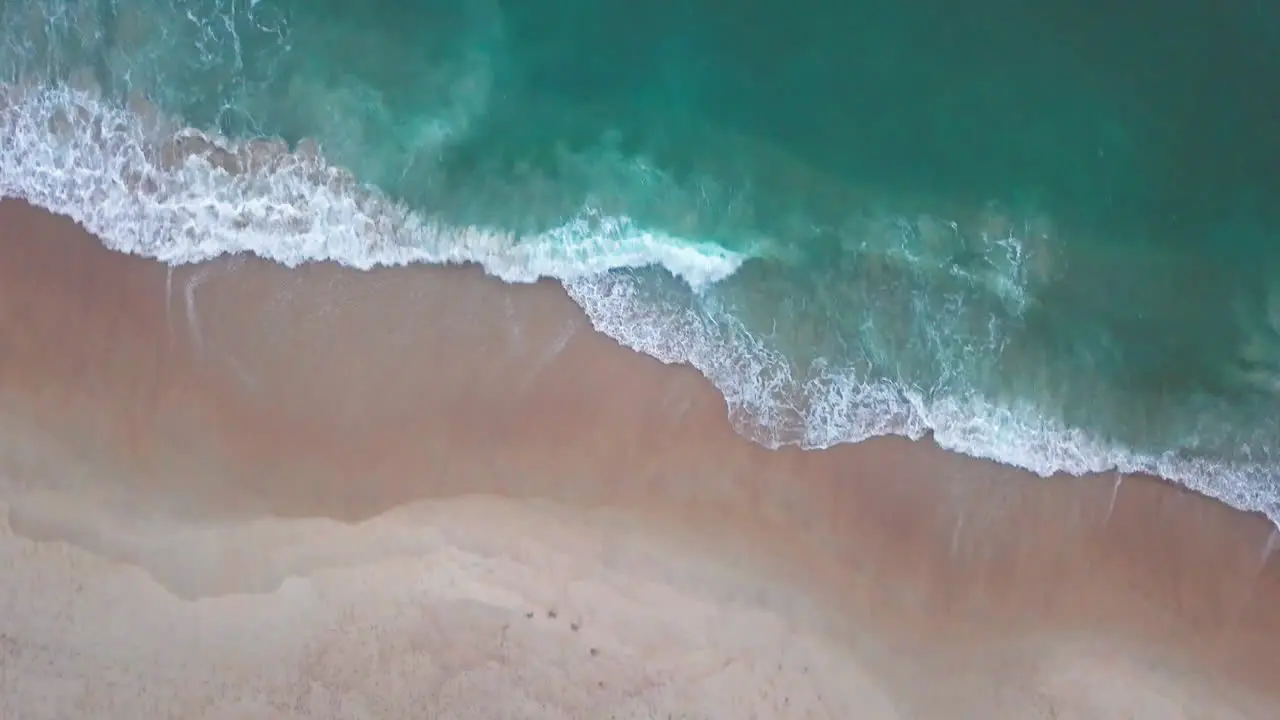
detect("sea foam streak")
(567, 274), (1280, 525)
(2, 80), (1278, 528)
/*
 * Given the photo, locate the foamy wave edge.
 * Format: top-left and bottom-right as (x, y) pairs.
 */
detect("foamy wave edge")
(0, 84), (743, 291)
(566, 274), (1280, 529)
(4, 83), (1278, 529)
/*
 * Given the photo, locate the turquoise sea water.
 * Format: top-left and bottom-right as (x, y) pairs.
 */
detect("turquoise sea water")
(2, 0), (1279, 522)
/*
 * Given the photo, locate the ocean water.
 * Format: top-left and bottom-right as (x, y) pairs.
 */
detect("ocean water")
(2, 0), (1279, 522)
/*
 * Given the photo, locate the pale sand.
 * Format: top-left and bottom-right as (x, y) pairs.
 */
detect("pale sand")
(0, 198), (1277, 718)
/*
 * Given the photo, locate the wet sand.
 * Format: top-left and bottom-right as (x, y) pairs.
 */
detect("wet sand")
(0, 198), (1277, 718)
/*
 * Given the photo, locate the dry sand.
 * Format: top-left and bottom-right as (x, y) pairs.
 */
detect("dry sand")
(0, 198), (1277, 718)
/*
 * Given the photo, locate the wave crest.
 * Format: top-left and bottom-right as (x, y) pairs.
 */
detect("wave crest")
(0, 82), (743, 289)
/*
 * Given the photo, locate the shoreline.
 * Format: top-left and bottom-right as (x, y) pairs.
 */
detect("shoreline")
(1, 198), (1278, 717)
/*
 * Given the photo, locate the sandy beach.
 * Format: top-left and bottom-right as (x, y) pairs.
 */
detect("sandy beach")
(0, 197), (1277, 718)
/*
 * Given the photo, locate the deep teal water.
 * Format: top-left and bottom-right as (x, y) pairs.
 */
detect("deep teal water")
(2, 0), (1279, 520)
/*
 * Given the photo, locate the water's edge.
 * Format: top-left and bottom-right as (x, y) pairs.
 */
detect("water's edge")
(3, 82), (1278, 527)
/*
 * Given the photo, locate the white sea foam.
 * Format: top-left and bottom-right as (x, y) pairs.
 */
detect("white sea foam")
(0, 84), (743, 291)
(3, 81), (1278, 529)
(565, 271), (1280, 527)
